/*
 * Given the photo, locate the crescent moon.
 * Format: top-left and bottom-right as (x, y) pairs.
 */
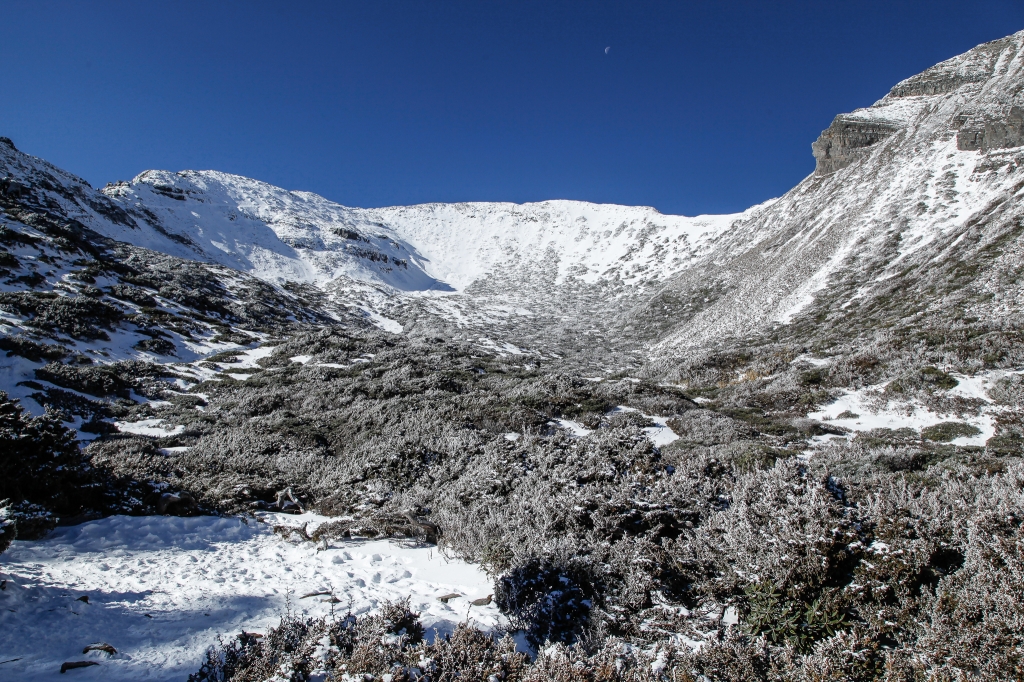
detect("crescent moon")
(605, 46), (611, 54)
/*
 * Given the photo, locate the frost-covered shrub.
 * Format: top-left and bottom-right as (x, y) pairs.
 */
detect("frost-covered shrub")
(0, 501), (15, 555)
(0, 334), (68, 362)
(134, 336), (176, 355)
(496, 557), (598, 648)
(107, 284), (157, 307)
(886, 366), (959, 394)
(0, 390), (191, 533)
(989, 373), (1024, 406)
(189, 602), (529, 682)
(921, 421), (982, 442)
(35, 361), (132, 398)
(0, 391), (89, 537)
(0, 291), (123, 339)
(665, 409), (749, 446)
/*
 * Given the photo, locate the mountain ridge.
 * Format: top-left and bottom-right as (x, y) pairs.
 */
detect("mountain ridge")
(4, 30), (1024, 366)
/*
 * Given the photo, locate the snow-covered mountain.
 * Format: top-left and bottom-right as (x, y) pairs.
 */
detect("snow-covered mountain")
(649, 29), (1024, 349)
(3, 29), (1024, 355)
(12, 29), (1017, 357)
(97, 170), (746, 293)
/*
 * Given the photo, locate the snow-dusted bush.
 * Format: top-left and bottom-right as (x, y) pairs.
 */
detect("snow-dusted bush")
(496, 557), (598, 648)
(0, 391), (89, 537)
(189, 601), (529, 682)
(0, 501), (15, 555)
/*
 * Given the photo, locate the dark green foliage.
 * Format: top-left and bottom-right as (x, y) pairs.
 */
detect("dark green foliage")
(743, 583), (847, 653)
(918, 366), (960, 390)
(0, 291), (123, 339)
(921, 421), (982, 442)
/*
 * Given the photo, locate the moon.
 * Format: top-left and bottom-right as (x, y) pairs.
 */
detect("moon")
(605, 46), (611, 54)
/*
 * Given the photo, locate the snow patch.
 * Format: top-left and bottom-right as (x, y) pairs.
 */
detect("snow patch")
(114, 419), (185, 437)
(608, 406), (680, 447)
(808, 377), (1003, 447)
(0, 514), (499, 681)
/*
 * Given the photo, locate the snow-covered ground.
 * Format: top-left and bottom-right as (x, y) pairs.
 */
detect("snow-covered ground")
(807, 372), (1020, 447)
(552, 406), (679, 447)
(0, 514), (499, 681)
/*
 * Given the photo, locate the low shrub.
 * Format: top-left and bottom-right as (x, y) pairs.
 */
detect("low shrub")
(496, 557), (598, 648)
(921, 421), (982, 442)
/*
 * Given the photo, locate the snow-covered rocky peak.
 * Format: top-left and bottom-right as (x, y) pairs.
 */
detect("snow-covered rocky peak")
(656, 28), (1024, 349)
(813, 29), (1024, 175)
(887, 28), (1024, 100)
(101, 169), (745, 294)
(102, 169), (446, 291)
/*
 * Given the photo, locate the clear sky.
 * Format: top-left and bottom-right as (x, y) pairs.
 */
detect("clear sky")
(2, 1), (1023, 216)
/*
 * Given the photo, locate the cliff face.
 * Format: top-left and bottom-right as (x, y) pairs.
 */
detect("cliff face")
(812, 116), (902, 175)
(956, 105), (1024, 151)
(653, 29), (1024, 351)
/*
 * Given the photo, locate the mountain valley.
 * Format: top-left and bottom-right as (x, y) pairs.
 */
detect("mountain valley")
(3, 29), (1024, 682)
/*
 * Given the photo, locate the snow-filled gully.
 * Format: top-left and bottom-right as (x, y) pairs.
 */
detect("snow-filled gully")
(0, 514), (499, 680)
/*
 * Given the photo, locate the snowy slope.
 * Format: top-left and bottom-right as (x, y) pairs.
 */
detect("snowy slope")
(0, 139), (216, 266)
(102, 171), (448, 292)
(653, 29), (1024, 348)
(366, 200), (749, 290)
(99, 171), (745, 294)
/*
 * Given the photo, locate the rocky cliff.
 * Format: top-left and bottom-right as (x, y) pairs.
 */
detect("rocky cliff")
(651, 29), (1024, 355)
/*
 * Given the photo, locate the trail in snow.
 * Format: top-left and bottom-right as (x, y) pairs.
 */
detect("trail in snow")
(0, 514), (499, 681)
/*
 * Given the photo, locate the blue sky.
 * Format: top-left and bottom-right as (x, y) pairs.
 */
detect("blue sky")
(2, 1), (1022, 215)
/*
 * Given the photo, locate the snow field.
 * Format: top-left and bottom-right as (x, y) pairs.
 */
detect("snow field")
(0, 514), (499, 681)
(806, 371), (1022, 447)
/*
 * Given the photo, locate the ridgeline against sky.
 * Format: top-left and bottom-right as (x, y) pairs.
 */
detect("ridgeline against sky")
(2, 0), (1023, 215)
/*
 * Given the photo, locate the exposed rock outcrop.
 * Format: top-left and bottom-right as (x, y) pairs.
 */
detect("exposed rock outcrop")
(811, 115), (902, 175)
(957, 106), (1024, 151)
(887, 33), (1008, 97)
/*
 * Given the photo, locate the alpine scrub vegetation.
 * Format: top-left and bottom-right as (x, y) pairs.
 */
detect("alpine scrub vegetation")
(147, 325), (1022, 681)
